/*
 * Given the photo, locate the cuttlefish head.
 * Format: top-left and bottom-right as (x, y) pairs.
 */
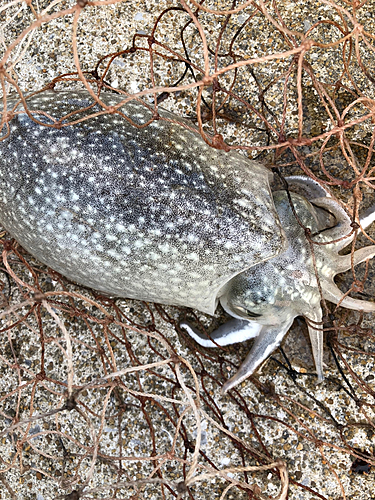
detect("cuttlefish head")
(182, 177), (375, 392)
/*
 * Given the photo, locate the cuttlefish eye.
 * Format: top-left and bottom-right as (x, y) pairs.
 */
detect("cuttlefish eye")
(246, 310), (262, 318)
(231, 305), (262, 319)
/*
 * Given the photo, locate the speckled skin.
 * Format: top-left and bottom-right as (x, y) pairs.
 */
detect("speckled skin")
(1, 90), (375, 392)
(0, 91), (283, 314)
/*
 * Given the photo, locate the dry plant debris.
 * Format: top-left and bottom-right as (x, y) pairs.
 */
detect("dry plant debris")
(0, 0), (375, 499)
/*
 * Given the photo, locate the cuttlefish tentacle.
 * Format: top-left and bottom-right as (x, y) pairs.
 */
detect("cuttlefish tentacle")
(312, 197), (353, 247)
(306, 308), (324, 382)
(221, 318), (295, 393)
(322, 281), (375, 312)
(182, 189), (375, 393)
(335, 246), (375, 274)
(179, 318), (261, 348)
(360, 204), (375, 231)
(313, 198), (375, 311)
(284, 175), (332, 199)
(313, 197), (375, 249)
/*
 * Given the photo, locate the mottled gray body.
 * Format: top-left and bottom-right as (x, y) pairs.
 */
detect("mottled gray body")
(0, 91), (283, 313)
(1, 90), (375, 392)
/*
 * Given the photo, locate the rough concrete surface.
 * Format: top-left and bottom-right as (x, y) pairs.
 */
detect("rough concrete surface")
(0, 1), (375, 499)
